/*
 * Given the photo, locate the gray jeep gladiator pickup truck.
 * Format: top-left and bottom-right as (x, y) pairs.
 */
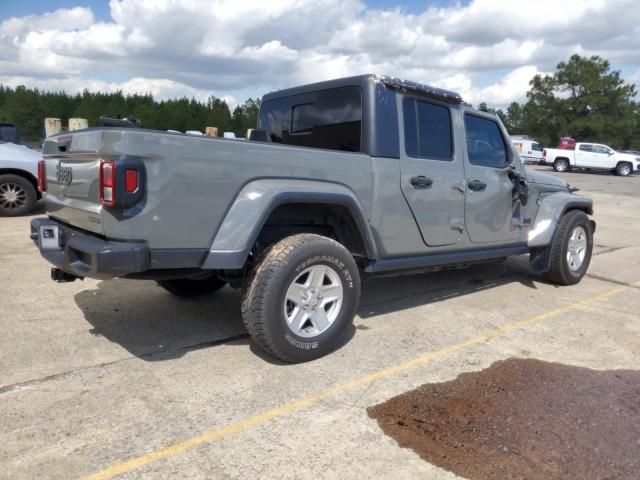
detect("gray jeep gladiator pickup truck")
(31, 74), (595, 362)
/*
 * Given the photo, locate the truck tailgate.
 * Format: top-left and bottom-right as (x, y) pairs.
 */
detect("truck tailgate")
(43, 131), (105, 235)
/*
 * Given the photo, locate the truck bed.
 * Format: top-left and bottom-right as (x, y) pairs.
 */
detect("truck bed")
(42, 128), (373, 250)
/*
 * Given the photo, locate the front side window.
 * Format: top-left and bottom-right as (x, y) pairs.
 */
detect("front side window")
(403, 98), (453, 160)
(258, 86), (362, 152)
(464, 114), (508, 168)
(592, 145), (610, 154)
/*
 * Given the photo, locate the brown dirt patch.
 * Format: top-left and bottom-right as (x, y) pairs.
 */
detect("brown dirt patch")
(368, 358), (640, 480)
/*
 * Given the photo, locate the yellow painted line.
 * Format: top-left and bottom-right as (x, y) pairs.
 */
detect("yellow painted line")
(83, 282), (636, 480)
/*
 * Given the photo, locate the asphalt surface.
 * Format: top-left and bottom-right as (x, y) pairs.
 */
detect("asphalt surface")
(1, 165), (639, 480)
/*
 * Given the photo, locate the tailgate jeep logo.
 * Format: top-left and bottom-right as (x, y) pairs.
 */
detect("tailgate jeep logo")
(56, 162), (73, 185)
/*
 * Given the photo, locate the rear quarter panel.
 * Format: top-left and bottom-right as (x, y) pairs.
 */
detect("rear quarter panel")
(96, 130), (373, 249)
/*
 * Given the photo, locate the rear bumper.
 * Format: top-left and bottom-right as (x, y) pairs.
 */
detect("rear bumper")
(30, 218), (149, 280)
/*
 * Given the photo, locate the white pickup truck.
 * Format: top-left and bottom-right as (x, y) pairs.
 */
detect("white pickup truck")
(544, 143), (640, 176)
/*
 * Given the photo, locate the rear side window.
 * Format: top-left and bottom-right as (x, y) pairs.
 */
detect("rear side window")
(258, 86), (362, 152)
(464, 114), (508, 168)
(579, 144), (593, 152)
(403, 98), (453, 160)
(531, 142), (543, 151)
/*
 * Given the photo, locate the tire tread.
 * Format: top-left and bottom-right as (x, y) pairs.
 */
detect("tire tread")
(543, 210), (592, 285)
(241, 234), (358, 363)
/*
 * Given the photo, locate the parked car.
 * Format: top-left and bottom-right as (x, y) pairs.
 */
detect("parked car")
(0, 122), (19, 144)
(511, 136), (544, 164)
(544, 143), (640, 176)
(0, 141), (42, 216)
(31, 74), (595, 362)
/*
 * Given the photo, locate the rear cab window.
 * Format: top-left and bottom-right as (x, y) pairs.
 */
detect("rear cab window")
(402, 97), (453, 160)
(463, 114), (508, 168)
(258, 86), (362, 153)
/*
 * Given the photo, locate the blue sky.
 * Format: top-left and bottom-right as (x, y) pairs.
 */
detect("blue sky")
(0, 0), (637, 108)
(0, 1), (110, 19)
(0, 1), (466, 20)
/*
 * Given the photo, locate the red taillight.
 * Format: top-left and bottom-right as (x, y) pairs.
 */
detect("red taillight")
(100, 159), (116, 207)
(37, 160), (46, 192)
(125, 169), (139, 193)
(543, 149), (547, 157)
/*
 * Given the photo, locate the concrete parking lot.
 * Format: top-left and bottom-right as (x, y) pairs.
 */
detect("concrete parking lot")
(1, 165), (639, 480)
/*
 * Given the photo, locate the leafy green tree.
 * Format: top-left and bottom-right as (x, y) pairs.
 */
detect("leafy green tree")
(498, 102), (526, 133)
(1, 86), (46, 139)
(206, 96), (232, 132)
(497, 55), (639, 149)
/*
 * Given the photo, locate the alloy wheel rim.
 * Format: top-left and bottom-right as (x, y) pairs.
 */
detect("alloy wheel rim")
(0, 183), (27, 210)
(283, 264), (343, 338)
(566, 226), (587, 271)
(620, 165), (630, 175)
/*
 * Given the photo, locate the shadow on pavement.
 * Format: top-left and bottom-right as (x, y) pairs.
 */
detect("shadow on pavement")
(75, 256), (539, 362)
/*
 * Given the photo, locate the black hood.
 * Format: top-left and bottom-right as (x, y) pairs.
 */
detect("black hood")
(526, 169), (569, 191)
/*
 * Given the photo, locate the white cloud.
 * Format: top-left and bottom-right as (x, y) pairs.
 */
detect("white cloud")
(0, 0), (638, 109)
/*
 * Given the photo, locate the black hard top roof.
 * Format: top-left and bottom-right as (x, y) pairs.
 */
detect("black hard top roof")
(261, 74), (463, 104)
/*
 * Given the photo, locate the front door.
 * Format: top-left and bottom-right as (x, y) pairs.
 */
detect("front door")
(575, 144), (597, 167)
(399, 96), (465, 247)
(590, 144), (614, 168)
(463, 113), (520, 244)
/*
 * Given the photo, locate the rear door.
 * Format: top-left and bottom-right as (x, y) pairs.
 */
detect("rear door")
(399, 96), (465, 247)
(463, 113), (519, 244)
(575, 143), (596, 167)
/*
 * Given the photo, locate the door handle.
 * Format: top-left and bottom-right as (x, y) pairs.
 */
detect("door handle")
(410, 175), (433, 188)
(467, 179), (487, 191)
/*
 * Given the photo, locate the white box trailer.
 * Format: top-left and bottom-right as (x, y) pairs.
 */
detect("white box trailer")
(511, 136), (544, 164)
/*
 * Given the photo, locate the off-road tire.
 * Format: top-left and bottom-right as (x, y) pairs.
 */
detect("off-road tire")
(0, 174), (37, 216)
(553, 158), (569, 173)
(156, 275), (226, 297)
(241, 233), (360, 363)
(615, 162), (632, 176)
(543, 210), (593, 286)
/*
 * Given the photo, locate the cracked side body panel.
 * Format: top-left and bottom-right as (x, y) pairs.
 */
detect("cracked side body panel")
(202, 179), (378, 270)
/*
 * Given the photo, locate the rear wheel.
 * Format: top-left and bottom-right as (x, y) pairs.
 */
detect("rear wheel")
(616, 162), (632, 176)
(241, 233), (360, 363)
(553, 158), (569, 173)
(0, 174), (37, 216)
(543, 210), (593, 285)
(156, 274), (226, 297)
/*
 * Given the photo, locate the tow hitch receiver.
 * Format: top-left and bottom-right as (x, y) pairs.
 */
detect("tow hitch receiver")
(51, 268), (83, 283)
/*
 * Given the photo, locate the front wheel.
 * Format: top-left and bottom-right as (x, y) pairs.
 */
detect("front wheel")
(543, 210), (593, 285)
(616, 162), (632, 176)
(241, 234), (361, 363)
